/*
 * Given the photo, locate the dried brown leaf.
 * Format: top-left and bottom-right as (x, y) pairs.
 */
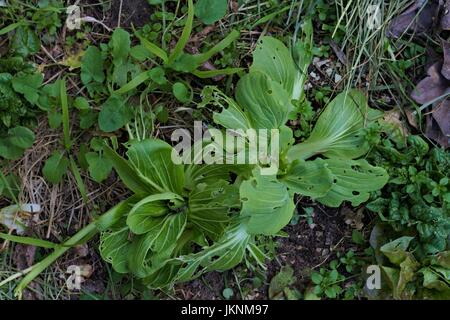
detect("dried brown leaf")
(411, 62), (450, 104)
(388, 0), (440, 38)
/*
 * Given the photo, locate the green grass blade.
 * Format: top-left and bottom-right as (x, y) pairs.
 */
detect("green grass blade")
(12, 201), (131, 299)
(0, 233), (59, 249)
(0, 22), (24, 35)
(60, 79), (71, 151)
(135, 33), (168, 64)
(193, 30), (240, 65)
(192, 68), (244, 79)
(167, 0), (194, 65)
(114, 70), (151, 95)
(69, 156), (88, 204)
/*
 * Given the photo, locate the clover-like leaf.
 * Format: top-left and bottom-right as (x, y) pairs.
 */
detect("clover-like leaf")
(42, 150), (69, 184)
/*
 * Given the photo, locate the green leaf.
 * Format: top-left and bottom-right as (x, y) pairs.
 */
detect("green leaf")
(195, 0), (227, 25)
(130, 44), (152, 61)
(380, 236), (414, 265)
(251, 36), (307, 100)
(287, 90), (377, 161)
(240, 170), (295, 235)
(42, 150), (69, 184)
(85, 152), (113, 183)
(0, 126), (35, 160)
(222, 288), (234, 299)
(81, 46), (105, 85)
(126, 139), (185, 194)
(236, 72), (293, 129)
(4, 126), (35, 149)
(167, 0), (194, 65)
(148, 67), (167, 85)
(110, 28), (131, 66)
(104, 144), (154, 195)
(114, 70), (151, 95)
(188, 180), (240, 239)
(172, 82), (192, 103)
(127, 193), (184, 235)
(128, 212), (187, 278)
(79, 109), (97, 129)
(100, 226), (132, 273)
(0, 173), (20, 200)
(98, 95), (132, 132)
(282, 159), (333, 198)
(212, 89), (252, 130)
(311, 272), (323, 285)
(317, 158), (389, 207)
(11, 26), (40, 57)
(135, 33), (168, 64)
(176, 222), (251, 282)
(11, 73), (43, 105)
(0, 233), (58, 249)
(269, 266), (296, 299)
(74, 97), (90, 110)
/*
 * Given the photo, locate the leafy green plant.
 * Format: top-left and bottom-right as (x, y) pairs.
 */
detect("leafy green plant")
(208, 34), (389, 212)
(367, 133), (450, 256)
(310, 260), (345, 299)
(2, 33), (389, 298)
(368, 232), (450, 300)
(0, 57), (39, 160)
(268, 265), (301, 300)
(76, 0), (241, 137)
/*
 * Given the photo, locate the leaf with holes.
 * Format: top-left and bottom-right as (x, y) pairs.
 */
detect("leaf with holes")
(282, 158), (333, 198)
(236, 72), (293, 129)
(240, 170), (295, 235)
(100, 225), (131, 273)
(317, 158), (389, 207)
(251, 36), (308, 101)
(126, 139), (185, 194)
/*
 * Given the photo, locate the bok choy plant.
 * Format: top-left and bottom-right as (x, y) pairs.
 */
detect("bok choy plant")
(4, 34), (390, 298)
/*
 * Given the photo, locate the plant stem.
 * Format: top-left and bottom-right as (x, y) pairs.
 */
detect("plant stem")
(12, 200), (130, 299)
(14, 221), (97, 299)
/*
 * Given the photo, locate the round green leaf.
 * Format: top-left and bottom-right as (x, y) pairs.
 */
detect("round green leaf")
(172, 82), (192, 103)
(195, 0), (227, 25)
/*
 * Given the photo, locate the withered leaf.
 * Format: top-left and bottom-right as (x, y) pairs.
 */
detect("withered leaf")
(441, 0), (450, 30)
(411, 62), (450, 104)
(441, 39), (450, 80)
(388, 0), (440, 39)
(429, 100), (450, 147)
